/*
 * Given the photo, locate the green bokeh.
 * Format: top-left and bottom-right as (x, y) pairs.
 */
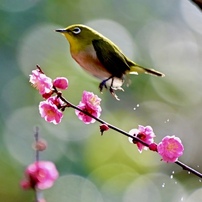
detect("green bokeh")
(1, 0), (202, 201)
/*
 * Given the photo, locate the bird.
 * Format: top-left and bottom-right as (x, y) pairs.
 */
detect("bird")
(55, 24), (165, 100)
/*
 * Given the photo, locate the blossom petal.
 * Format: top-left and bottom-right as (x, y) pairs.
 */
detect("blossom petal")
(75, 91), (101, 124)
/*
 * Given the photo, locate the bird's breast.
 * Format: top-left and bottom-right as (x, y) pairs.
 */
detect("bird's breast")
(71, 45), (111, 79)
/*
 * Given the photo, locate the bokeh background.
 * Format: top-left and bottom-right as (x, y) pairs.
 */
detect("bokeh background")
(1, 0), (202, 201)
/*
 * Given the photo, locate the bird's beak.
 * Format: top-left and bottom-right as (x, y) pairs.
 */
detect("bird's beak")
(55, 28), (67, 33)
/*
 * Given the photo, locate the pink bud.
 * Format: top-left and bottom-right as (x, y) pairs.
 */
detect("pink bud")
(149, 143), (158, 152)
(100, 124), (109, 135)
(53, 77), (68, 90)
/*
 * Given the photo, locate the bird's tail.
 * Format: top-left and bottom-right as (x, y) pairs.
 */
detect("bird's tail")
(129, 63), (165, 77)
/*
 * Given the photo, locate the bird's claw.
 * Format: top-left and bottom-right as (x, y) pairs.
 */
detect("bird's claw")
(99, 81), (108, 93)
(111, 86), (124, 92)
(109, 87), (120, 101)
(99, 77), (123, 100)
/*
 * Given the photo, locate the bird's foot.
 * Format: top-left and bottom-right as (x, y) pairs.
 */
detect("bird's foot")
(99, 77), (124, 100)
(111, 86), (124, 92)
(109, 87), (120, 101)
(99, 80), (108, 93)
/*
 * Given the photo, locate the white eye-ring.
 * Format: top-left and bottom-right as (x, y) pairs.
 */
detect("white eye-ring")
(72, 27), (81, 34)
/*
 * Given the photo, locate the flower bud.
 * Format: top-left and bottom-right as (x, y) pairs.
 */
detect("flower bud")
(100, 124), (109, 135)
(53, 77), (68, 90)
(33, 139), (47, 151)
(149, 143), (158, 152)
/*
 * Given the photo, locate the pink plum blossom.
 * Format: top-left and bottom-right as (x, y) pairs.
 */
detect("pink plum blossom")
(39, 96), (63, 124)
(75, 91), (102, 124)
(75, 102), (101, 124)
(53, 77), (69, 90)
(21, 161), (58, 190)
(81, 91), (101, 110)
(129, 125), (156, 153)
(157, 136), (184, 163)
(29, 69), (53, 95)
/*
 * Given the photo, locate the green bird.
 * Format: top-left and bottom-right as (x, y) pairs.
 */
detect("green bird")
(56, 24), (164, 100)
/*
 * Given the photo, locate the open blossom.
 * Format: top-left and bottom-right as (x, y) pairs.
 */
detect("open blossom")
(157, 136), (184, 163)
(29, 69), (53, 95)
(129, 125), (156, 153)
(21, 161), (58, 190)
(75, 91), (102, 124)
(53, 77), (68, 90)
(81, 91), (101, 110)
(39, 96), (63, 124)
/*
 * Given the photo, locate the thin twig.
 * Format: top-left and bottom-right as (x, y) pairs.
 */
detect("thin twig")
(34, 126), (40, 162)
(34, 127), (44, 202)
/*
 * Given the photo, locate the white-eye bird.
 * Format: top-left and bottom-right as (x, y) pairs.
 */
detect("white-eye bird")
(56, 24), (165, 100)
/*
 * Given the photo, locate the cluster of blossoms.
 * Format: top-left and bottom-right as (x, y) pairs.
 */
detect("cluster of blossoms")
(19, 66), (198, 201)
(30, 68), (101, 125)
(128, 125), (184, 163)
(30, 67), (184, 165)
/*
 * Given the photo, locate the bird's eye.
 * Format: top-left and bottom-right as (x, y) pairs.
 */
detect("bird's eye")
(72, 27), (81, 35)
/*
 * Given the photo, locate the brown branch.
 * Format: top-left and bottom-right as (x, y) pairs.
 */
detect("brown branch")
(53, 87), (202, 179)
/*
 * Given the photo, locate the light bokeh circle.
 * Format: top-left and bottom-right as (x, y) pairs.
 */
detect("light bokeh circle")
(17, 23), (70, 77)
(3, 106), (66, 165)
(45, 174), (104, 202)
(0, 0), (40, 12)
(137, 20), (202, 106)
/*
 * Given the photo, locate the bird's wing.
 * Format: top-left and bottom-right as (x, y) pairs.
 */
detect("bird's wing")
(92, 39), (130, 78)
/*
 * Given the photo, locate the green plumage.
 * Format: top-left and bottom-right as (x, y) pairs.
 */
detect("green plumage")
(92, 39), (130, 78)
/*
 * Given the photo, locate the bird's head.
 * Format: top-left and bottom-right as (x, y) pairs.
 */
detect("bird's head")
(56, 24), (100, 50)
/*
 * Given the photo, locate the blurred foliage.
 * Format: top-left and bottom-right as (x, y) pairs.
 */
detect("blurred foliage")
(1, 0), (202, 201)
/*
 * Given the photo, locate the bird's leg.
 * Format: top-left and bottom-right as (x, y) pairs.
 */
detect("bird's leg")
(99, 76), (113, 93)
(109, 77), (120, 101)
(99, 76), (120, 100)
